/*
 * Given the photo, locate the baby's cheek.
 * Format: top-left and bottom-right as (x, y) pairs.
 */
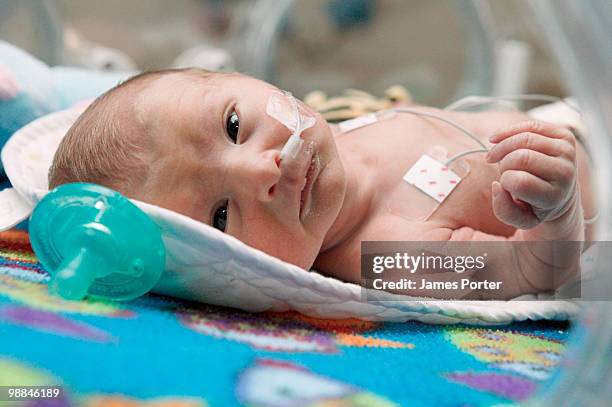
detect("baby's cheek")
(237, 221), (318, 268)
(261, 237), (319, 269)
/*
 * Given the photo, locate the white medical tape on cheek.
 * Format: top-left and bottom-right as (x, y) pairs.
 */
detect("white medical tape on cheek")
(266, 91), (316, 159)
(266, 91), (295, 126)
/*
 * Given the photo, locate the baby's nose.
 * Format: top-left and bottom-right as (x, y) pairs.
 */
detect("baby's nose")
(234, 149), (281, 202)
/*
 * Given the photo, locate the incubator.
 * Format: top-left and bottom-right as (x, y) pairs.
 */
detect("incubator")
(0, 0), (611, 404)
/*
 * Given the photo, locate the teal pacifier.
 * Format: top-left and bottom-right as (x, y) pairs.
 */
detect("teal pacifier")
(29, 183), (166, 301)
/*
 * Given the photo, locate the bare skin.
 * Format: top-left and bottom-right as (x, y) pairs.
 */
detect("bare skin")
(133, 73), (594, 300)
(318, 109), (594, 299)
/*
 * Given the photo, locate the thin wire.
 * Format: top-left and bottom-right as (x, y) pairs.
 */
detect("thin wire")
(388, 107), (488, 150)
(445, 148), (489, 166)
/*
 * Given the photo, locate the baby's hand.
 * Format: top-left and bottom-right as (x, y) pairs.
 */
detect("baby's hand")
(486, 121), (578, 229)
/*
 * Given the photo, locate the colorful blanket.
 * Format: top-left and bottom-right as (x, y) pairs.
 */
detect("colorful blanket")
(0, 230), (569, 406)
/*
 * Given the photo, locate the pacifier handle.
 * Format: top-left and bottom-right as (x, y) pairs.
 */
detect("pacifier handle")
(30, 183), (166, 301)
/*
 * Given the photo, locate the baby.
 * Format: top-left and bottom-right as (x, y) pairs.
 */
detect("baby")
(48, 68), (595, 300)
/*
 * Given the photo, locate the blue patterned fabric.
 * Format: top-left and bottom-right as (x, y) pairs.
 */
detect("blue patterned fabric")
(0, 230), (570, 406)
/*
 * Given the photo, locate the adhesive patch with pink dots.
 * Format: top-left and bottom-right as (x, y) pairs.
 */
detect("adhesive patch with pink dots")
(403, 154), (463, 203)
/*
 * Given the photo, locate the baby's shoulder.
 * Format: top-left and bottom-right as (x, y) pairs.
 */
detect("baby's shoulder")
(315, 212), (451, 283)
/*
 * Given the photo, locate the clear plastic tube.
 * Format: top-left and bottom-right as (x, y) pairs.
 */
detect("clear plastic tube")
(279, 95), (304, 159)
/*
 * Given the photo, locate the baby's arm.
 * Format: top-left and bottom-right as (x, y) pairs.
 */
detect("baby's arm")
(432, 224), (580, 298)
(436, 121), (583, 296)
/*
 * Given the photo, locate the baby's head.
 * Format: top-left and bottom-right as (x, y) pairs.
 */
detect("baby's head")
(49, 69), (347, 268)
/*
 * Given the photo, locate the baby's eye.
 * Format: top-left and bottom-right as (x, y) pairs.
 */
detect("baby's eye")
(226, 111), (239, 143)
(213, 202), (228, 232)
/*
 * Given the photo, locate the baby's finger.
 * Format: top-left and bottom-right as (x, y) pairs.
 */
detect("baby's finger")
(491, 181), (539, 229)
(486, 132), (570, 163)
(489, 120), (576, 144)
(499, 170), (558, 209)
(497, 149), (567, 182)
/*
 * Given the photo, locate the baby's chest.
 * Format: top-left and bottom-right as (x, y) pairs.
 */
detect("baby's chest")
(345, 115), (486, 203)
(362, 153), (515, 239)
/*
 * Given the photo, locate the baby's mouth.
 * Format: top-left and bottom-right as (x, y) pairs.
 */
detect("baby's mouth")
(300, 153), (320, 220)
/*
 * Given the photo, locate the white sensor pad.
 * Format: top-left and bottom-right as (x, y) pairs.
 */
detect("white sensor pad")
(403, 154), (462, 203)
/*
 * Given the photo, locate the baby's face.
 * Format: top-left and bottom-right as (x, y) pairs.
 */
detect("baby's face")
(134, 72), (347, 269)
